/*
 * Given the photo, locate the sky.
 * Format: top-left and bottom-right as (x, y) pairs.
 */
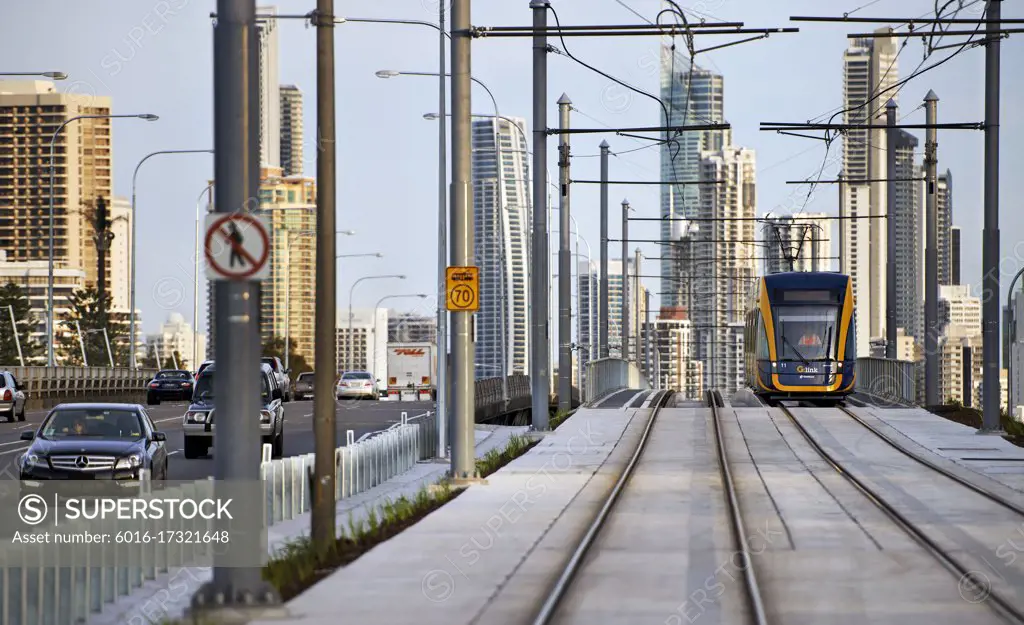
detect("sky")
(2, 0), (1021, 336)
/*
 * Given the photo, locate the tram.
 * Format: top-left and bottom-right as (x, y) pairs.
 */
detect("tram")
(744, 272), (856, 405)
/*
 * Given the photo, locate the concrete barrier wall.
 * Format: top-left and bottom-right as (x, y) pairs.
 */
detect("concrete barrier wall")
(0, 366), (158, 410)
(586, 358), (649, 403)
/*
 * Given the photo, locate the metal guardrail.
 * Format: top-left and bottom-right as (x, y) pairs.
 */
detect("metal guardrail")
(585, 358), (649, 403)
(854, 357), (917, 405)
(0, 366), (158, 409)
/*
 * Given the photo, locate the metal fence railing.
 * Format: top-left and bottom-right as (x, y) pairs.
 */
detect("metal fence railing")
(1, 366), (158, 409)
(854, 357), (917, 405)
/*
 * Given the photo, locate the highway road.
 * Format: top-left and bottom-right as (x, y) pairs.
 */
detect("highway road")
(0, 397), (434, 482)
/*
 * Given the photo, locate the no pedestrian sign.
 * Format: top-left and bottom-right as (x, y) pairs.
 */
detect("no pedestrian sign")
(446, 266), (479, 312)
(204, 213), (271, 281)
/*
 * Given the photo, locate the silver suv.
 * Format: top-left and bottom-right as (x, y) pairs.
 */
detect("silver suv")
(0, 371), (26, 422)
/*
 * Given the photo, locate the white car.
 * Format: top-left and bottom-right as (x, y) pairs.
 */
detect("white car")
(336, 371), (379, 400)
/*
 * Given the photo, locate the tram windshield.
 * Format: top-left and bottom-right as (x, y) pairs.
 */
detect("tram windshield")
(775, 305), (840, 362)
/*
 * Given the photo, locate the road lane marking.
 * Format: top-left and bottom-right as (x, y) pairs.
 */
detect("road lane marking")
(0, 445), (28, 456)
(0, 439), (29, 448)
(14, 423), (32, 430)
(153, 415), (183, 423)
(168, 450), (182, 456)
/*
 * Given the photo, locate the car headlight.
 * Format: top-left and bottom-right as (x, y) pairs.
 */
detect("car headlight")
(260, 410), (273, 424)
(185, 411), (207, 423)
(22, 453), (41, 467)
(115, 454), (143, 470)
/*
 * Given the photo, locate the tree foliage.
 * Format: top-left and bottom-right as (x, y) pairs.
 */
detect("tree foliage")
(0, 282), (41, 365)
(162, 350), (187, 370)
(57, 287), (130, 366)
(263, 336), (310, 375)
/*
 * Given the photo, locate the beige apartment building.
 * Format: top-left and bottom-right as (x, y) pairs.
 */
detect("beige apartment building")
(0, 80), (113, 294)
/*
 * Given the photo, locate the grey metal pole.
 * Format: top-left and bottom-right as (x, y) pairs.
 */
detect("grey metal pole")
(102, 328), (113, 367)
(924, 90), (940, 406)
(557, 94), (572, 414)
(645, 289), (651, 383)
(885, 99), (897, 360)
(195, 184), (213, 370)
(634, 247), (641, 368)
(981, 0), (1003, 432)
(192, 0), (279, 612)
(8, 305), (22, 367)
(76, 320), (86, 366)
(599, 140), (610, 359)
(530, 0), (550, 431)
(451, 0), (476, 478)
(436, 0), (448, 458)
(1006, 266), (1024, 417)
(311, 0), (339, 544)
(621, 199), (629, 361)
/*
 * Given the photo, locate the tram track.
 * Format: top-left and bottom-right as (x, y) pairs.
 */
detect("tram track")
(779, 401), (1024, 624)
(529, 389), (672, 625)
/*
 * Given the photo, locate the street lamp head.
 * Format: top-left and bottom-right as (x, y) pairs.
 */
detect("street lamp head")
(398, 275), (407, 280)
(43, 72), (67, 80)
(375, 70), (401, 79)
(138, 114), (159, 121)
(423, 113), (439, 120)
(338, 229), (356, 235)
(375, 253), (384, 258)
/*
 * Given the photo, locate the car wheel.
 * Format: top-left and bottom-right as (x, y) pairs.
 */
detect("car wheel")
(147, 394), (160, 406)
(17, 404), (25, 421)
(3, 409), (13, 423)
(183, 436), (206, 459)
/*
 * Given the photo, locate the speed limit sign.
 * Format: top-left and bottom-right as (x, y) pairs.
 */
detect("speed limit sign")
(446, 266), (479, 312)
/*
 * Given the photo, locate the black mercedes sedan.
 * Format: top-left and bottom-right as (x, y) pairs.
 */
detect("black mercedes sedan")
(19, 404), (169, 490)
(146, 369), (195, 405)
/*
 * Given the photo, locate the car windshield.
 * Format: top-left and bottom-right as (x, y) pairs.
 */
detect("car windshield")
(774, 305), (840, 362)
(342, 372), (372, 380)
(261, 358), (279, 371)
(41, 409), (143, 439)
(156, 371), (189, 380)
(298, 373), (314, 381)
(193, 371), (270, 401)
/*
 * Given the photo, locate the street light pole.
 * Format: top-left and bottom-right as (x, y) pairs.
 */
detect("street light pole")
(621, 199), (630, 360)
(48, 112), (158, 367)
(557, 94), (572, 415)
(599, 140), (610, 359)
(0, 71), (66, 79)
(130, 149), (213, 369)
(348, 275), (405, 372)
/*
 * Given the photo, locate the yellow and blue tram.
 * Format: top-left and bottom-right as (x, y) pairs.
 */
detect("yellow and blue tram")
(744, 272), (856, 405)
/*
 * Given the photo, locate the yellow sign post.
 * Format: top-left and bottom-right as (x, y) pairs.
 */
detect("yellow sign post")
(446, 266), (480, 311)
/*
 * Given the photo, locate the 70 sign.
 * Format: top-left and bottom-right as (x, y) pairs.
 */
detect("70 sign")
(446, 266), (479, 312)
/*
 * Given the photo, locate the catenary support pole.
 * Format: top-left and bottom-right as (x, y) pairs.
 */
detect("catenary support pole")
(530, 0), (550, 430)
(311, 0), (338, 544)
(450, 0), (476, 476)
(192, 0), (280, 613)
(557, 94), (572, 414)
(885, 99), (897, 360)
(621, 199), (629, 361)
(644, 289), (651, 383)
(634, 247), (641, 367)
(599, 140), (610, 359)
(436, 0), (449, 457)
(924, 90), (940, 406)
(980, 0), (1003, 433)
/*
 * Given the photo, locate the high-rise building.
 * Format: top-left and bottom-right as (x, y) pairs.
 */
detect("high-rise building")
(336, 308), (388, 382)
(648, 306), (703, 399)
(937, 170), (953, 286)
(892, 130), (921, 342)
(659, 46), (728, 308)
(842, 29), (899, 347)
(388, 313), (437, 344)
(146, 312), (206, 370)
(0, 250), (85, 358)
(605, 257), (642, 360)
(0, 80), (113, 295)
(577, 259), (599, 390)
(471, 116), (530, 380)
(950, 226), (961, 286)
(939, 284), (983, 406)
(279, 85), (303, 176)
(939, 284), (981, 335)
(259, 166), (316, 362)
(256, 6), (280, 169)
(109, 196), (132, 312)
(761, 213), (832, 274)
(839, 179), (871, 356)
(696, 147), (757, 395)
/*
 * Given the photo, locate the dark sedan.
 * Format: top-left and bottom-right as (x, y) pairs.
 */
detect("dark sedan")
(19, 404), (169, 494)
(146, 369), (194, 405)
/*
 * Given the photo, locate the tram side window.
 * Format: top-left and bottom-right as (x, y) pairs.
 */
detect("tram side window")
(757, 316), (769, 360)
(844, 313), (856, 358)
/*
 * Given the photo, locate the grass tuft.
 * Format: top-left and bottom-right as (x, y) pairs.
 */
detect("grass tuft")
(475, 433), (538, 478)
